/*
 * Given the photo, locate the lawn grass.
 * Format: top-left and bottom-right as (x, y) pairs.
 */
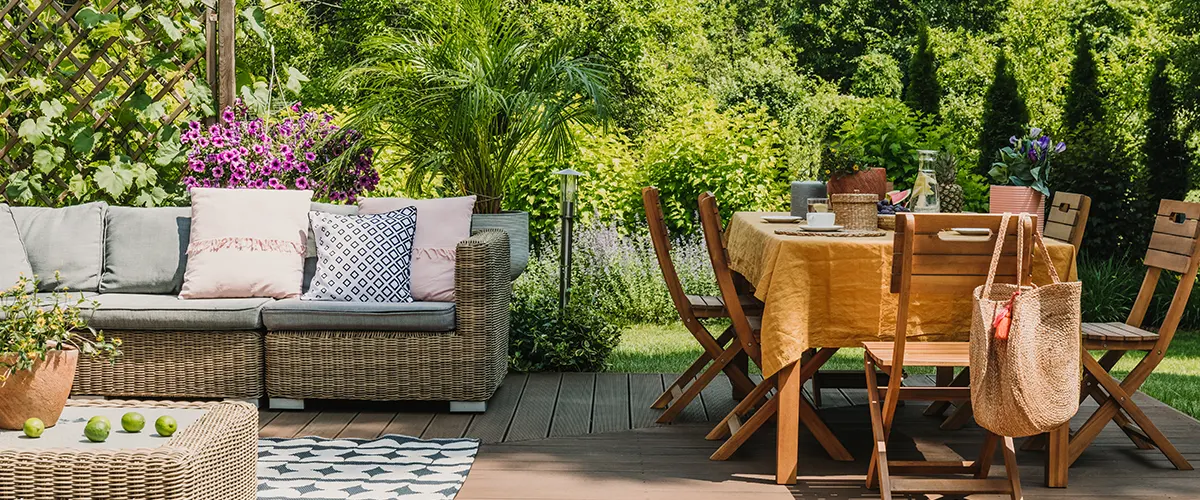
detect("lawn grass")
(609, 322), (1200, 420)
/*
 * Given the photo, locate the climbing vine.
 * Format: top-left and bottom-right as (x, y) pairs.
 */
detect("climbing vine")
(0, 0), (216, 207)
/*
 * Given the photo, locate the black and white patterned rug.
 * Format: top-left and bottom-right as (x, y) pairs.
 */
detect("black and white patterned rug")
(257, 434), (479, 500)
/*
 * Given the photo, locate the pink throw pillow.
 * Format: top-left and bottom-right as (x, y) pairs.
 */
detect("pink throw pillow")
(180, 188), (314, 299)
(359, 195), (476, 301)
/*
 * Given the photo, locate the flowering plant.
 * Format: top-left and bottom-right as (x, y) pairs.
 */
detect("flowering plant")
(989, 127), (1066, 196)
(1, 275), (121, 381)
(181, 101), (380, 203)
(819, 142), (873, 180)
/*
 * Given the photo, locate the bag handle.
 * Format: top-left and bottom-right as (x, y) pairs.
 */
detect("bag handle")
(1033, 230), (1061, 284)
(982, 213), (1026, 297)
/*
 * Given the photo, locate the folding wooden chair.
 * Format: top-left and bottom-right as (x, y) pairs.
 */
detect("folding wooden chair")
(937, 191), (1092, 431)
(643, 187), (759, 424)
(696, 192), (852, 463)
(864, 213), (1035, 500)
(1067, 199), (1199, 471)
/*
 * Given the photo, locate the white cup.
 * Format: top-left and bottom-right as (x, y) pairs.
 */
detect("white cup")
(807, 212), (836, 227)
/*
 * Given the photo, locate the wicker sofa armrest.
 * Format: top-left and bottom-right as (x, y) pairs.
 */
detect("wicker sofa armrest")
(455, 229), (512, 340)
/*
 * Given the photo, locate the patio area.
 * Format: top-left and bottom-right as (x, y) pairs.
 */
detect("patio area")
(259, 372), (1200, 499)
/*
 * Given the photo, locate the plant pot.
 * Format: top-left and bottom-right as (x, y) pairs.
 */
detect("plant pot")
(826, 168), (887, 200)
(0, 347), (78, 430)
(471, 211), (530, 279)
(989, 185), (1046, 232)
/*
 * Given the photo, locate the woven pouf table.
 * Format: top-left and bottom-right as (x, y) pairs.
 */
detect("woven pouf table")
(0, 400), (257, 499)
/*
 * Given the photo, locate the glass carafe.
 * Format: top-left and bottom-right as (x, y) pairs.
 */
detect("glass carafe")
(912, 150), (940, 213)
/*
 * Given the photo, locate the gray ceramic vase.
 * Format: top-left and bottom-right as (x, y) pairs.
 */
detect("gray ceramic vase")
(470, 211), (530, 279)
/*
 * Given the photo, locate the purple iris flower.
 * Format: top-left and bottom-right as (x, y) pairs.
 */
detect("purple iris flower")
(1036, 135), (1050, 150)
(1054, 142), (1066, 153)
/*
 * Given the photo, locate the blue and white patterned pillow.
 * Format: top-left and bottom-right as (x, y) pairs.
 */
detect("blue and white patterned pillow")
(303, 207), (418, 302)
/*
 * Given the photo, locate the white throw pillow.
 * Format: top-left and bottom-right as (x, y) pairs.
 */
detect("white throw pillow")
(180, 188), (314, 299)
(303, 207), (419, 302)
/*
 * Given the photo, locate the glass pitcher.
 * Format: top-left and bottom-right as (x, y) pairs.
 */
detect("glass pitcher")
(912, 150), (940, 213)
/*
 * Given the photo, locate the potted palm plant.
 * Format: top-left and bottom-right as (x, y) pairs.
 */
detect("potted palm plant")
(0, 276), (121, 430)
(339, 0), (613, 270)
(988, 127), (1065, 231)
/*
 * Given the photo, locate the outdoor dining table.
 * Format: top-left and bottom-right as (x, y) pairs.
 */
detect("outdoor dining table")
(723, 211), (1079, 486)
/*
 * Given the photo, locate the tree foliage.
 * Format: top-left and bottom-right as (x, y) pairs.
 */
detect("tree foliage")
(904, 22), (941, 118)
(1144, 56), (1192, 203)
(976, 52), (1030, 176)
(1063, 34), (1103, 130)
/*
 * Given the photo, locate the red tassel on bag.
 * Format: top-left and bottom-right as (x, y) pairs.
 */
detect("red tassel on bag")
(992, 290), (1020, 340)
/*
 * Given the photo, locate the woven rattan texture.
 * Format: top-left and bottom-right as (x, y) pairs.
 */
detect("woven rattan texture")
(266, 230), (511, 402)
(0, 400), (257, 499)
(73, 330), (264, 398)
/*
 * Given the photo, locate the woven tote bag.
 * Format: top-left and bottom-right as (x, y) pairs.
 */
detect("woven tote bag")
(970, 213), (1082, 438)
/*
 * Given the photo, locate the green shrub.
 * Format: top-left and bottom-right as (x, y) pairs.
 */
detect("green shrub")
(643, 101), (787, 234)
(1144, 55), (1192, 202)
(509, 295), (621, 372)
(1079, 251), (1142, 323)
(832, 97), (922, 190)
(976, 52), (1030, 177)
(850, 53), (904, 99)
(904, 23), (941, 118)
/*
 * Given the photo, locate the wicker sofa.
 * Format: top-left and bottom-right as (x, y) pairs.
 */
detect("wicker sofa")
(1, 202), (516, 412)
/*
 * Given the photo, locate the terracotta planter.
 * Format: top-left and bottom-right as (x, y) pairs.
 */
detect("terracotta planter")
(827, 168), (886, 200)
(0, 347), (78, 430)
(989, 185), (1046, 232)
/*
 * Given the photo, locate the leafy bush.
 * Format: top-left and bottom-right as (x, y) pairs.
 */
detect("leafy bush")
(976, 52), (1030, 177)
(832, 98), (922, 190)
(509, 295), (621, 372)
(643, 101), (787, 234)
(850, 53), (903, 99)
(1144, 55), (1192, 202)
(1079, 251), (1200, 330)
(904, 23), (942, 118)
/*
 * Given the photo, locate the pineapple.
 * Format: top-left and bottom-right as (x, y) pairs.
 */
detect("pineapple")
(934, 151), (965, 213)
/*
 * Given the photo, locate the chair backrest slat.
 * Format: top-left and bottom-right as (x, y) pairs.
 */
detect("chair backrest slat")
(1044, 191), (1091, 251)
(643, 187), (698, 323)
(697, 192), (762, 364)
(1129, 199), (1200, 341)
(891, 213), (1037, 294)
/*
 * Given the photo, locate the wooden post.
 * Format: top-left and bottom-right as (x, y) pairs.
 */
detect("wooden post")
(217, 0), (236, 115)
(204, 4), (219, 124)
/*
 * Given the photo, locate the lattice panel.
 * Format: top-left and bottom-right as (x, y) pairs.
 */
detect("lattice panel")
(0, 0), (218, 205)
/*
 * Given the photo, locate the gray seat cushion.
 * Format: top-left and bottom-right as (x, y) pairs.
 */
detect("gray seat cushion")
(86, 294), (271, 331)
(262, 299), (455, 332)
(0, 204), (34, 291)
(0, 292), (98, 321)
(101, 207), (191, 294)
(11, 202), (106, 292)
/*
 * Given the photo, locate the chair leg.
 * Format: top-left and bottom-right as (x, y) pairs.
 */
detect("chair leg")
(864, 356), (888, 491)
(924, 367), (956, 417)
(710, 394), (778, 460)
(941, 400), (975, 430)
(707, 374), (774, 441)
(654, 350), (712, 409)
(1002, 435), (1024, 500)
(657, 342), (744, 424)
(975, 432), (999, 479)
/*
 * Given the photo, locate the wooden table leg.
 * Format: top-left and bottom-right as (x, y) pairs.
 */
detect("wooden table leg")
(777, 361), (800, 485)
(1046, 422), (1069, 487)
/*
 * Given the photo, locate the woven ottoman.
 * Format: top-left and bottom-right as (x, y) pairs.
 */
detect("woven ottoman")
(0, 400), (257, 499)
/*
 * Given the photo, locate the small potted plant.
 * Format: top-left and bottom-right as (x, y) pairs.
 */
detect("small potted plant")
(988, 127), (1065, 229)
(821, 143), (888, 200)
(0, 275), (121, 430)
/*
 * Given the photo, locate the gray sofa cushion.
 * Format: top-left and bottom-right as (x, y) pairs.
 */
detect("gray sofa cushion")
(262, 299), (455, 332)
(101, 207), (191, 294)
(11, 202), (107, 292)
(85, 294), (270, 331)
(0, 204), (34, 291)
(303, 203), (358, 292)
(0, 292), (98, 321)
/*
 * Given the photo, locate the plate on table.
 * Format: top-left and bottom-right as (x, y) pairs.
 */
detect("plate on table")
(952, 227), (991, 236)
(800, 225), (844, 232)
(762, 215), (803, 224)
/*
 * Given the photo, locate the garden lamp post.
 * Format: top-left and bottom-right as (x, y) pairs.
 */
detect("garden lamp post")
(555, 169), (583, 311)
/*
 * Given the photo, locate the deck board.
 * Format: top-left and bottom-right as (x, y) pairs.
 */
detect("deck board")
(260, 371), (1200, 499)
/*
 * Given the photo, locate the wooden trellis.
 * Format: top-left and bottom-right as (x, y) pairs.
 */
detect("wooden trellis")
(0, 0), (236, 205)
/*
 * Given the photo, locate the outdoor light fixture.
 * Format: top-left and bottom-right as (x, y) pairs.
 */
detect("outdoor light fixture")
(554, 168), (583, 310)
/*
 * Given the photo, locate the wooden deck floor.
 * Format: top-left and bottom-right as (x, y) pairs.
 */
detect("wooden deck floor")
(259, 373), (1200, 499)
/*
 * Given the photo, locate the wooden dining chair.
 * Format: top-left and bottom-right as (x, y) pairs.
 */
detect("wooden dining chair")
(864, 213), (1036, 500)
(696, 192), (852, 463)
(1044, 191), (1092, 252)
(1067, 199), (1199, 471)
(642, 187), (759, 424)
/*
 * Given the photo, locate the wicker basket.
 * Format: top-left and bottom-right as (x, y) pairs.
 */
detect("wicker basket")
(832, 193), (879, 230)
(878, 214), (896, 231)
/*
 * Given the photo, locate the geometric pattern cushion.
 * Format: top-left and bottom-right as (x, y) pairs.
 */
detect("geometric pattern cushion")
(303, 207), (418, 303)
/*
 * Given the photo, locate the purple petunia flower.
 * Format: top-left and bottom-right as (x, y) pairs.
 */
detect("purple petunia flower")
(295, 176), (309, 190)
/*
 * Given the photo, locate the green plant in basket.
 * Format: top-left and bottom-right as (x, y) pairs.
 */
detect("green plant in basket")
(819, 142), (872, 181)
(1, 275), (121, 381)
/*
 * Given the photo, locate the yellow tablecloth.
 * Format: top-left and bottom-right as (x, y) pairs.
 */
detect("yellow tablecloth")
(725, 212), (1079, 377)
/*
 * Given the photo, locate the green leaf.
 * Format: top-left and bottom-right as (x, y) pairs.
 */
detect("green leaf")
(183, 80), (214, 116)
(284, 67), (308, 95)
(39, 99), (65, 119)
(121, 4), (142, 21)
(17, 116), (53, 146)
(156, 15), (182, 41)
(67, 124), (96, 154)
(140, 100), (167, 122)
(129, 91), (152, 111)
(68, 173), (89, 199)
(32, 146), (64, 174)
(241, 6), (270, 44)
(27, 78), (49, 94)
(178, 0), (196, 10)
(130, 162), (158, 189)
(153, 126), (182, 166)
(134, 186), (170, 207)
(4, 171), (32, 202)
(94, 160), (135, 199)
(239, 81), (271, 117)
(92, 89), (117, 111)
(75, 7), (114, 29)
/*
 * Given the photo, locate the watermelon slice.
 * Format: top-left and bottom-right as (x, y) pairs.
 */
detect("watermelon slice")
(887, 189), (911, 205)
